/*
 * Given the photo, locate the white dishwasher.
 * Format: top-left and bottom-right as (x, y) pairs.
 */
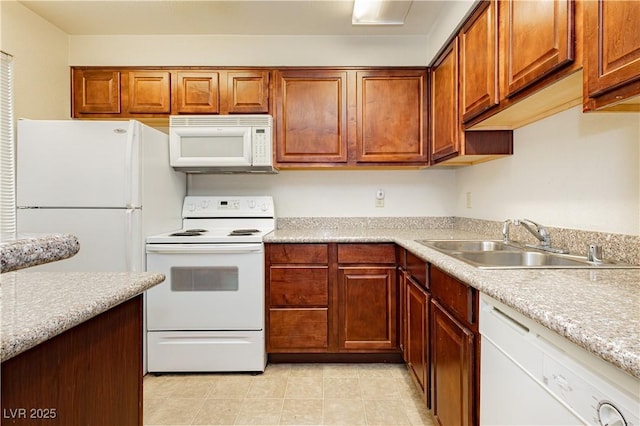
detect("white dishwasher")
(480, 294), (639, 426)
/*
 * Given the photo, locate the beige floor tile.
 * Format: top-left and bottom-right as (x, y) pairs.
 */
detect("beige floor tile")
(363, 399), (410, 426)
(246, 376), (288, 398)
(285, 376), (324, 399)
(323, 377), (361, 399)
(405, 405), (436, 426)
(289, 363), (325, 378)
(234, 398), (283, 425)
(208, 376), (254, 399)
(357, 363), (407, 378)
(143, 398), (205, 425)
(322, 399), (366, 425)
(191, 398), (243, 425)
(261, 363), (292, 378)
(360, 377), (401, 400)
(279, 399), (323, 425)
(322, 364), (360, 378)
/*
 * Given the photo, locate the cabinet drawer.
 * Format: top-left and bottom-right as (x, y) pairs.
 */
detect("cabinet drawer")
(268, 308), (328, 350)
(430, 267), (476, 326)
(337, 243), (396, 264)
(269, 267), (328, 306)
(269, 244), (328, 264)
(406, 251), (428, 288)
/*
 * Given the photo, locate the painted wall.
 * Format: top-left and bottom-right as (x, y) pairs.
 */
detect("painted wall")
(0, 0), (69, 120)
(455, 106), (640, 235)
(188, 169), (456, 217)
(68, 35), (429, 67)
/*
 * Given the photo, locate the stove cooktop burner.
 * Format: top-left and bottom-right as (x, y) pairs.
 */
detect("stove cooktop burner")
(228, 228), (261, 236)
(170, 229), (209, 237)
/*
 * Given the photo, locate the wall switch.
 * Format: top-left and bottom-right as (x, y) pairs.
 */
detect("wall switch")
(466, 192), (472, 208)
(375, 189), (385, 208)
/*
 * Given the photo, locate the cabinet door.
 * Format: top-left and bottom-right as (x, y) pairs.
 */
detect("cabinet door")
(268, 308), (329, 351)
(355, 70), (427, 163)
(127, 71), (171, 114)
(174, 71), (219, 114)
(460, 0), (499, 122)
(406, 277), (429, 403)
(72, 70), (121, 114)
(502, 0), (575, 97)
(274, 70), (348, 164)
(226, 70), (270, 113)
(338, 267), (397, 351)
(430, 40), (460, 163)
(585, 0), (640, 100)
(431, 299), (475, 426)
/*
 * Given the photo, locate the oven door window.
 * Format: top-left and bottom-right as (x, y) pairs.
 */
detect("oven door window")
(171, 267), (239, 292)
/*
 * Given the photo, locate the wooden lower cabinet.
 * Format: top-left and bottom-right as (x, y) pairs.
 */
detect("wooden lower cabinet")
(405, 275), (430, 404)
(431, 300), (475, 426)
(429, 266), (479, 426)
(266, 243), (399, 355)
(1, 296), (143, 426)
(338, 266), (397, 351)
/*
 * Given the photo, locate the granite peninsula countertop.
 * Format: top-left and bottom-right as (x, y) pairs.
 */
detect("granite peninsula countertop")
(1, 271), (165, 362)
(264, 227), (640, 380)
(1, 233), (80, 273)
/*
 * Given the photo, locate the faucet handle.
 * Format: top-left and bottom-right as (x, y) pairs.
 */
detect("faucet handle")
(588, 244), (603, 263)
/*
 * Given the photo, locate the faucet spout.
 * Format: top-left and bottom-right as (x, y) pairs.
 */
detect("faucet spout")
(516, 218), (550, 247)
(502, 219), (514, 243)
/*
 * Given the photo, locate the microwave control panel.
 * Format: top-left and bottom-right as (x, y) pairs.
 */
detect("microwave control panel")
(252, 128), (272, 166)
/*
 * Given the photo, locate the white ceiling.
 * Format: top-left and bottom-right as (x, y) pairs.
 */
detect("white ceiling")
(18, 0), (447, 36)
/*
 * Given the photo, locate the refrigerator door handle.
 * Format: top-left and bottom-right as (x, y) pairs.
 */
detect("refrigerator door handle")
(125, 208), (133, 271)
(124, 121), (140, 208)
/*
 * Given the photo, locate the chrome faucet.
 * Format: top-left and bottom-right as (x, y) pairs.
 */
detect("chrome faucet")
(515, 218), (568, 254)
(516, 218), (551, 247)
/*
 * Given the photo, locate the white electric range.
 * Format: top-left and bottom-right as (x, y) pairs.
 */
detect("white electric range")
(145, 196), (274, 373)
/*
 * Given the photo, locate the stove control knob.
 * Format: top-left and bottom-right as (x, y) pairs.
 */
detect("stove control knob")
(186, 203), (196, 212)
(261, 203), (269, 211)
(248, 200), (257, 209)
(200, 200), (210, 209)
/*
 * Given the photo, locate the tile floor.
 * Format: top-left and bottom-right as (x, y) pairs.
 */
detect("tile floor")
(143, 363), (436, 426)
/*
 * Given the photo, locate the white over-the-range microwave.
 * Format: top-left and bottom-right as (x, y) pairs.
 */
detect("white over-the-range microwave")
(169, 115), (276, 173)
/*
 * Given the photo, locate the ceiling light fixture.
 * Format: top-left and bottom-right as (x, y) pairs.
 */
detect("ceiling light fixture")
(352, 0), (413, 26)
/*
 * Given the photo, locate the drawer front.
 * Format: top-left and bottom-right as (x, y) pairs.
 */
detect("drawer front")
(337, 243), (396, 264)
(430, 267), (476, 326)
(269, 244), (329, 264)
(268, 308), (328, 350)
(406, 251), (428, 288)
(269, 267), (328, 306)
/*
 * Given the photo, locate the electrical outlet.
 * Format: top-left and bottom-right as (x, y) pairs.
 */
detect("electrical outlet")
(466, 192), (472, 208)
(375, 189), (385, 208)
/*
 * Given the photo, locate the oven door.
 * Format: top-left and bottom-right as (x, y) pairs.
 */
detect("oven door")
(145, 243), (264, 331)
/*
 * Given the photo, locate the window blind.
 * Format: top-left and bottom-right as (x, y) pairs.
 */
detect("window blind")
(1, 51), (16, 234)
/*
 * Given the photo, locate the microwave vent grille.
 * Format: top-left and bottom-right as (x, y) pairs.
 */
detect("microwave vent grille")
(170, 115), (272, 127)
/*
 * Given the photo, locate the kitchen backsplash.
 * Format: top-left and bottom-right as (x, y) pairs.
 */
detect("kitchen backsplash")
(276, 217), (640, 266)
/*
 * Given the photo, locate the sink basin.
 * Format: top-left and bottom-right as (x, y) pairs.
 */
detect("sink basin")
(453, 251), (589, 268)
(422, 240), (516, 252)
(417, 239), (639, 269)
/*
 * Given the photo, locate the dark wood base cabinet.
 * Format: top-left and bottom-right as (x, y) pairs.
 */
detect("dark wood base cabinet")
(1, 296), (143, 426)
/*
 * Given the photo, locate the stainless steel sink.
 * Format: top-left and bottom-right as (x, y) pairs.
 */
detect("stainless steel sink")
(426, 240), (516, 252)
(417, 239), (639, 269)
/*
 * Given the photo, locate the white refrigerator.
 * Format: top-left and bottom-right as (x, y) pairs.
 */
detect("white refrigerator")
(16, 119), (186, 272)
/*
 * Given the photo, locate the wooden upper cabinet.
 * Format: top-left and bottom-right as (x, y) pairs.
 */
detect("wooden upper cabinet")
(430, 40), (460, 163)
(355, 70), (427, 163)
(174, 71), (219, 114)
(226, 70), (270, 113)
(460, 0), (499, 122)
(274, 70), (349, 164)
(72, 69), (121, 114)
(126, 71), (171, 114)
(502, 0), (575, 97)
(584, 0), (640, 110)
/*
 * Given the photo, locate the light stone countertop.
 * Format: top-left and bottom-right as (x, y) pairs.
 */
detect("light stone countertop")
(264, 227), (640, 380)
(1, 233), (80, 273)
(0, 271), (165, 362)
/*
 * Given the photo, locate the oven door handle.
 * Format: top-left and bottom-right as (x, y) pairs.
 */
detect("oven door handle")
(146, 243), (263, 254)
